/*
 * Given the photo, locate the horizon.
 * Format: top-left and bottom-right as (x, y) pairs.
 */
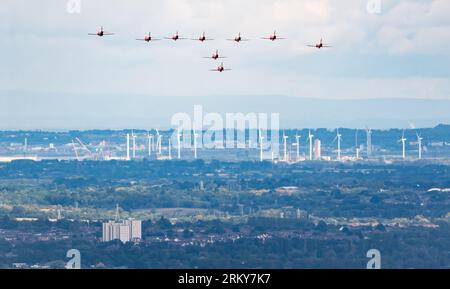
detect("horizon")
(2, 0), (450, 130)
(2, 94), (450, 130)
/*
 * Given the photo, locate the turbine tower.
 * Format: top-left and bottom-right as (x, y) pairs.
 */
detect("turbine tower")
(400, 130), (407, 160)
(193, 127), (198, 159)
(147, 132), (153, 157)
(295, 134), (301, 161)
(259, 128), (264, 162)
(177, 128), (182, 160)
(366, 128), (372, 159)
(417, 133), (423, 160)
(132, 131), (136, 159)
(155, 129), (162, 156)
(333, 129), (342, 161)
(308, 130), (314, 161)
(168, 139), (172, 160)
(126, 133), (130, 161)
(355, 129), (359, 159)
(283, 131), (288, 162)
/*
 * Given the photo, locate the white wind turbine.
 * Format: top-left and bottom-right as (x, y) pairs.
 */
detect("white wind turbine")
(132, 130), (136, 159)
(155, 129), (162, 156)
(177, 128), (182, 160)
(259, 128), (264, 162)
(295, 134), (301, 161)
(126, 133), (130, 161)
(399, 130), (407, 160)
(366, 128), (372, 158)
(168, 138), (172, 160)
(417, 132), (423, 160)
(333, 129), (342, 161)
(308, 129), (314, 161)
(283, 131), (289, 162)
(193, 127), (198, 159)
(147, 131), (153, 157)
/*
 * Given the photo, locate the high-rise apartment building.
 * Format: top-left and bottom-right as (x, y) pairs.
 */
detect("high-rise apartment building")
(102, 219), (142, 243)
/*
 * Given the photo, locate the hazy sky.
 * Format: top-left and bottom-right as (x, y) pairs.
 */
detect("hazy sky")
(1, 0), (450, 129)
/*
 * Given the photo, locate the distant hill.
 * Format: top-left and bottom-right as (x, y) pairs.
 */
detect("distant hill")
(1, 91), (449, 129)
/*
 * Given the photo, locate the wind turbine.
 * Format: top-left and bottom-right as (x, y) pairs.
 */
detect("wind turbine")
(177, 128), (182, 160)
(193, 127), (198, 159)
(366, 128), (372, 159)
(333, 129), (342, 161)
(147, 132), (153, 157)
(155, 129), (162, 156)
(283, 131), (289, 162)
(132, 130), (136, 159)
(308, 130), (314, 161)
(417, 132), (423, 160)
(126, 133), (130, 161)
(168, 138), (172, 160)
(399, 130), (407, 160)
(295, 134), (301, 161)
(259, 128), (264, 162)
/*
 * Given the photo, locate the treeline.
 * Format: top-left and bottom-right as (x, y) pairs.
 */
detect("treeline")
(1, 221), (449, 269)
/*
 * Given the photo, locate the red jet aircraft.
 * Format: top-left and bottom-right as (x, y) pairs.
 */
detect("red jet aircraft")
(191, 32), (214, 42)
(210, 63), (232, 72)
(203, 50), (226, 60)
(307, 38), (332, 49)
(136, 32), (161, 42)
(88, 26), (114, 37)
(165, 31), (187, 41)
(227, 32), (250, 43)
(261, 30), (286, 41)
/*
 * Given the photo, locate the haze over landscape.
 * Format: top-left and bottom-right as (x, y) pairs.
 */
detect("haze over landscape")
(1, 0), (450, 130)
(2, 93), (450, 130)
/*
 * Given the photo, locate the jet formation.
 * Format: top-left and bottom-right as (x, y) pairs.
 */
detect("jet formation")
(89, 27), (333, 72)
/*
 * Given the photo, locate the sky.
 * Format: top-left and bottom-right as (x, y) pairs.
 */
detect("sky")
(1, 0), (450, 129)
